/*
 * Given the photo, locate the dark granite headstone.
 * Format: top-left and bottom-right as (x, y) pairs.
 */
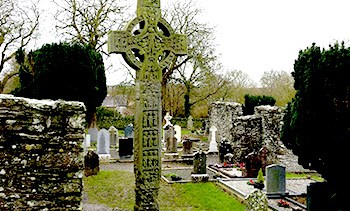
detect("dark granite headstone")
(119, 137), (133, 158)
(193, 150), (207, 174)
(219, 139), (233, 162)
(84, 150), (100, 177)
(243, 152), (262, 178)
(307, 182), (335, 211)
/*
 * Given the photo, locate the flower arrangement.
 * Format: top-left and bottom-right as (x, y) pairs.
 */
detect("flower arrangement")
(247, 179), (255, 185)
(235, 162), (245, 171)
(246, 168), (265, 189)
(277, 199), (290, 208)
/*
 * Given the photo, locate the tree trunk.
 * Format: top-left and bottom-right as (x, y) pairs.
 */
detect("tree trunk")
(184, 93), (191, 117)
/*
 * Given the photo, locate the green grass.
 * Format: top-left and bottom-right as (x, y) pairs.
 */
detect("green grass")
(84, 170), (246, 210)
(286, 172), (324, 182)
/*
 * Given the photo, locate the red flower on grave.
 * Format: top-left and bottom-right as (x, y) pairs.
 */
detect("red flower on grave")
(277, 199), (290, 208)
(247, 179), (255, 185)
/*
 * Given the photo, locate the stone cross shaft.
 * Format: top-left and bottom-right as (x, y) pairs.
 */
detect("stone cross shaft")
(108, 0), (187, 210)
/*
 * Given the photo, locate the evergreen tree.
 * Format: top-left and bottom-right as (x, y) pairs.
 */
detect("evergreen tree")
(15, 42), (107, 126)
(282, 42), (350, 210)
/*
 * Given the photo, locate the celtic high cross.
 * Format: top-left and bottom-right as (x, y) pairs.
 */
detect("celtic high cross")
(108, 0), (187, 210)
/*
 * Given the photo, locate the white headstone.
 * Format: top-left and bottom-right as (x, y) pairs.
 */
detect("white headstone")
(97, 128), (110, 155)
(83, 134), (91, 155)
(174, 125), (181, 143)
(88, 127), (98, 142)
(207, 126), (218, 153)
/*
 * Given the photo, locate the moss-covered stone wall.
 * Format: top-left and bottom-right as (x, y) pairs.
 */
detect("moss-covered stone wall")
(0, 94), (86, 210)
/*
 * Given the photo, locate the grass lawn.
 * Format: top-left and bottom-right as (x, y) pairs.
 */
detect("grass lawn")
(84, 170), (246, 211)
(286, 172), (324, 182)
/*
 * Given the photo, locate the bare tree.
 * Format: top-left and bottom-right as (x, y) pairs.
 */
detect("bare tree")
(219, 69), (255, 104)
(53, 0), (129, 55)
(260, 70), (296, 106)
(162, 0), (225, 117)
(0, 0), (40, 93)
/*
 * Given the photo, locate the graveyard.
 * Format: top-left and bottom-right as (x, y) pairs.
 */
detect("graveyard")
(80, 104), (324, 211)
(1, 0), (349, 210)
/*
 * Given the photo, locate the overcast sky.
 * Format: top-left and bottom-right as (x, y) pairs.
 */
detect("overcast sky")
(107, 0), (350, 85)
(35, 0), (350, 85)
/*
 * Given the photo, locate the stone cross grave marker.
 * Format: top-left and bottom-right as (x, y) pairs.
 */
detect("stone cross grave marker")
(208, 125), (218, 153)
(108, 0), (187, 209)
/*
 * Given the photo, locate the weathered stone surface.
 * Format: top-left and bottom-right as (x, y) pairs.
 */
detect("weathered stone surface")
(84, 150), (100, 177)
(0, 94), (85, 210)
(108, 0), (187, 209)
(209, 101), (286, 165)
(245, 189), (268, 211)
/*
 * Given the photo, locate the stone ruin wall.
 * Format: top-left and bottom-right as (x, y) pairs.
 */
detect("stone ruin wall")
(209, 102), (285, 164)
(0, 94), (86, 210)
(208, 101), (242, 146)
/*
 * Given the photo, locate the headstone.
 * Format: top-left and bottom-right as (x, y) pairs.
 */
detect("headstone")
(243, 152), (262, 178)
(258, 146), (268, 174)
(307, 182), (335, 211)
(119, 137), (133, 158)
(266, 164), (287, 195)
(108, 0), (187, 209)
(83, 134), (91, 155)
(207, 126), (218, 154)
(219, 139), (233, 162)
(182, 138), (200, 155)
(97, 128), (110, 155)
(174, 125), (181, 143)
(191, 148), (209, 182)
(163, 125), (178, 159)
(84, 150), (100, 177)
(109, 126), (118, 147)
(187, 115), (194, 131)
(245, 189), (268, 211)
(88, 127), (98, 142)
(124, 123), (134, 138)
(164, 125), (176, 153)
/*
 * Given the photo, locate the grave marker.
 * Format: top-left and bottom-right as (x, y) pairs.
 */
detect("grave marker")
(97, 128), (111, 162)
(124, 123), (134, 138)
(88, 127), (98, 142)
(108, 0), (187, 209)
(191, 147), (209, 182)
(174, 124), (181, 143)
(207, 126), (218, 154)
(266, 164), (287, 196)
(109, 126), (118, 147)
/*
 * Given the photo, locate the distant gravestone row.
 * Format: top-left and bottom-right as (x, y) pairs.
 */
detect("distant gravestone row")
(86, 124), (134, 159)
